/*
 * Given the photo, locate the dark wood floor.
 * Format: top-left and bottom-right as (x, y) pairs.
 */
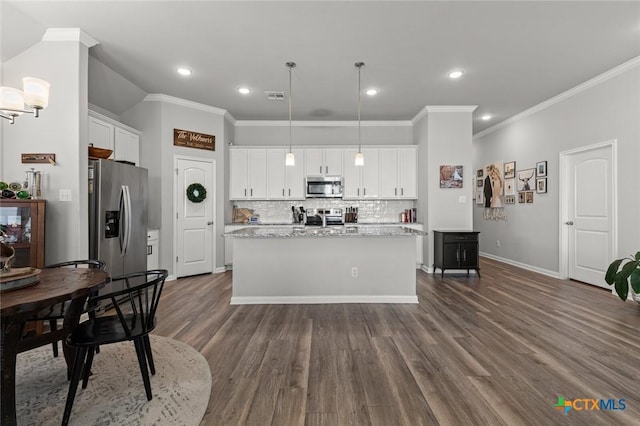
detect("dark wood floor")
(153, 258), (640, 425)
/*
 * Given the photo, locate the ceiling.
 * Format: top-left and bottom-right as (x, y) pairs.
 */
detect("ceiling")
(2, 1), (639, 133)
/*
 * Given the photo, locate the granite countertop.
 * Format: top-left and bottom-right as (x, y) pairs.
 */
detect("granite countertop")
(225, 222), (423, 226)
(223, 225), (426, 238)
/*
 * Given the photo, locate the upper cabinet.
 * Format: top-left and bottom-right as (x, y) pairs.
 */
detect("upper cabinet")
(267, 149), (305, 200)
(229, 145), (417, 201)
(88, 111), (140, 165)
(230, 148), (267, 199)
(305, 148), (343, 176)
(343, 148), (379, 200)
(379, 147), (417, 199)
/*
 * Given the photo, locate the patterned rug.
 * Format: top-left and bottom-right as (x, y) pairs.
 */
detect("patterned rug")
(15, 335), (211, 425)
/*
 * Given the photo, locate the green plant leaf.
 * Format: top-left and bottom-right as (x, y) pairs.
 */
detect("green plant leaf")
(635, 251), (640, 261)
(614, 276), (629, 301)
(619, 260), (639, 281)
(630, 269), (640, 294)
(605, 259), (623, 284)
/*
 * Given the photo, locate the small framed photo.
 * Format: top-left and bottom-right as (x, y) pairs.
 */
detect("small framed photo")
(504, 178), (515, 196)
(475, 188), (484, 205)
(477, 169), (484, 178)
(536, 178), (547, 194)
(518, 192), (526, 203)
(504, 161), (516, 179)
(525, 191), (534, 203)
(536, 161), (547, 177)
(504, 195), (515, 204)
(477, 178), (483, 188)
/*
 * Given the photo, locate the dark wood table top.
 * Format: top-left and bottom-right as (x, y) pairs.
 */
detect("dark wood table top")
(1, 268), (110, 317)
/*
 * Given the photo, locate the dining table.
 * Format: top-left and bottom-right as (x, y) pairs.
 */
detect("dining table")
(1, 267), (110, 426)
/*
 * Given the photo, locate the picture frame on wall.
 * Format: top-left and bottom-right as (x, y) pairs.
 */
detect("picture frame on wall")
(504, 161), (516, 179)
(504, 178), (516, 196)
(536, 178), (547, 194)
(477, 169), (484, 178)
(440, 165), (464, 188)
(477, 178), (483, 187)
(475, 188), (484, 205)
(517, 168), (536, 192)
(525, 191), (534, 203)
(536, 160), (547, 177)
(518, 192), (526, 203)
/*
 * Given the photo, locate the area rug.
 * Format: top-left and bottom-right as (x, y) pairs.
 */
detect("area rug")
(15, 335), (211, 426)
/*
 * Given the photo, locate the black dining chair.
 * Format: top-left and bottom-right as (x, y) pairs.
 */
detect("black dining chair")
(27, 260), (106, 357)
(61, 269), (168, 426)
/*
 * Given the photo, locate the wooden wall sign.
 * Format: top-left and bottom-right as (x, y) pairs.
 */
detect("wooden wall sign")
(173, 128), (215, 151)
(21, 153), (56, 165)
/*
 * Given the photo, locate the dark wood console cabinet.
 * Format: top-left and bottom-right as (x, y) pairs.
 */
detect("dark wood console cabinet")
(0, 199), (46, 268)
(433, 230), (480, 278)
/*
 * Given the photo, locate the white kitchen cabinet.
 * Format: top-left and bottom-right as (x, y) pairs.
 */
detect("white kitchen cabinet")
(305, 148), (343, 176)
(230, 148), (267, 199)
(88, 116), (114, 156)
(267, 148), (305, 200)
(114, 127), (140, 165)
(379, 147), (417, 199)
(343, 148), (379, 199)
(147, 229), (159, 270)
(88, 111), (141, 164)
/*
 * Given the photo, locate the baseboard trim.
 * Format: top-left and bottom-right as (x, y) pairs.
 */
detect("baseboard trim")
(421, 265), (433, 274)
(214, 267), (226, 274)
(479, 252), (561, 278)
(167, 274), (177, 282)
(230, 295), (419, 305)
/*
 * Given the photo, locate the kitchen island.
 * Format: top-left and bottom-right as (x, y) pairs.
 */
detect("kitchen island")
(223, 226), (423, 304)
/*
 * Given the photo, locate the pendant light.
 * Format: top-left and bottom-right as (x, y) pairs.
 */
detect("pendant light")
(285, 62), (296, 166)
(354, 62), (365, 166)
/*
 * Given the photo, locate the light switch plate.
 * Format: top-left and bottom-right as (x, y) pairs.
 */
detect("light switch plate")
(458, 195), (467, 203)
(59, 189), (72, 202)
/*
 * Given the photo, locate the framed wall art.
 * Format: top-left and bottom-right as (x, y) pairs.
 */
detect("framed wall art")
(536, 178), (547, 194)
(517, 168), (536, 192)
(475, 188), (484, 205)
(504, 178), (516, 196)
(536, 160), (547, 177)
(518, 192), (526, 203)
(525, 191), (534, 203)
(504, 161), (516, 179)
(440, 165), (463, 188)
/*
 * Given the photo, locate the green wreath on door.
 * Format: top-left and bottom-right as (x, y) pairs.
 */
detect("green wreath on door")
(186, 183), (207, 203)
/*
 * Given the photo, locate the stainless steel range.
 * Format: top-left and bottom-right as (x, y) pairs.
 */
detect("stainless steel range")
(304, 208), (343, 226)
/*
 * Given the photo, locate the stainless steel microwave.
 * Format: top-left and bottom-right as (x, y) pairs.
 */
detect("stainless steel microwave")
(305, 176), (343, 198)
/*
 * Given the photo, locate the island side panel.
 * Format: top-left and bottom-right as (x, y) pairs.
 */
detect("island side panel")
(231, 236), (417, 304)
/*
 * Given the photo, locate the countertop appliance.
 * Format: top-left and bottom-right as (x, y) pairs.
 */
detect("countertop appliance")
(89, 159), (148, 309)
(305, 208), (344, 226)
(305, 176), (343, 198)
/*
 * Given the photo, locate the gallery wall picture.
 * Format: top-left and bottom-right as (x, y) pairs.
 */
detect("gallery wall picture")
(476, 188), (484, 205)
(504, 195), (516, 204)
(504, 161), (516, 179)
(440, 165), (463, 188)
(525, 191), (534, 203)
(536, 178), (547, 193)
(536, 160), (547, 177)
(518, 192), (526, 203)
(483, 161), (504, 208)
(517, 168), (536, 192)
(504, 179), (516, 196)
(477, 169), (484, 178)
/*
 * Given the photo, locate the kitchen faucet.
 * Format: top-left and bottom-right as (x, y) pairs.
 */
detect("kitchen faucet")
(322, 213), (327, 228)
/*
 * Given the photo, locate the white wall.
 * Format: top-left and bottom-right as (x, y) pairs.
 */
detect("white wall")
(472, 59), (640, 273)
(416, 107), (476, 270)
(122, 96), (228, 275)
(1, 33), (92, 264)
(234, 122), (413, 146)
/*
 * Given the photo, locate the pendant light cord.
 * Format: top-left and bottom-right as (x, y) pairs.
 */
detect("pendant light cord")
(355, 62), (364, 153)
(287, 62), (296, 154)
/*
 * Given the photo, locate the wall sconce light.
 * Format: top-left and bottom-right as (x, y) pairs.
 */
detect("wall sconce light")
(0, 77), (50, 124)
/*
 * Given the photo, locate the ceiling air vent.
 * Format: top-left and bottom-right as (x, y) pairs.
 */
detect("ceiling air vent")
(265, 91), (285, 101)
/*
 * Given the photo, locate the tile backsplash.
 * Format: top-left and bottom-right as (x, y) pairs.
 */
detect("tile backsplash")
(232, 199), (417, 224)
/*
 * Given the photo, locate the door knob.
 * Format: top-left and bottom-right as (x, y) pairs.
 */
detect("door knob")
(207, 221), (214, 225)
(565, 221), (574, 225)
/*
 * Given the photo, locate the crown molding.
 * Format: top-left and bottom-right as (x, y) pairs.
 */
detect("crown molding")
(424, 106), (478, 113)
(474, 56), (640, 140)
(411, 106), (428, 125)
(224, 112), (236, 126)
(234, 120), (412, 127)
(42, 28), (99, 48)
(143, 94), (229, 117)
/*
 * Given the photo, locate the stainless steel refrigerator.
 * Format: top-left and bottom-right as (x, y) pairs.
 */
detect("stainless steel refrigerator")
(89, 159), (148, 304)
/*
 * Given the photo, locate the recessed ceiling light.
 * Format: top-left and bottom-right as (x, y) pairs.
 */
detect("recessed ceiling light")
(238, 87), (251, 95)
(366, 88), (378, 96)
(448, 70), (464, 79)
(481, 114), (492, 121)
(177, 67), (192, 76)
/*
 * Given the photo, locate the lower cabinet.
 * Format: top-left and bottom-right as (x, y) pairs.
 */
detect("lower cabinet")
(147, 229), (159, 270)
(433, 230), (480, 278)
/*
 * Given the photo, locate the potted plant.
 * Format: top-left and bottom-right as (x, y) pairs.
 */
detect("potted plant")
(605, 251), (640, 302)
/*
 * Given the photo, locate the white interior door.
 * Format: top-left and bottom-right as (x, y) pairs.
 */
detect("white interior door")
(564, 143), (615, 288)
(175, 156), (215, 278)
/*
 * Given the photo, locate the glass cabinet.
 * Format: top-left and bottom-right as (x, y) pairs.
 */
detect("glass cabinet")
(0, 199), (46, 268)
